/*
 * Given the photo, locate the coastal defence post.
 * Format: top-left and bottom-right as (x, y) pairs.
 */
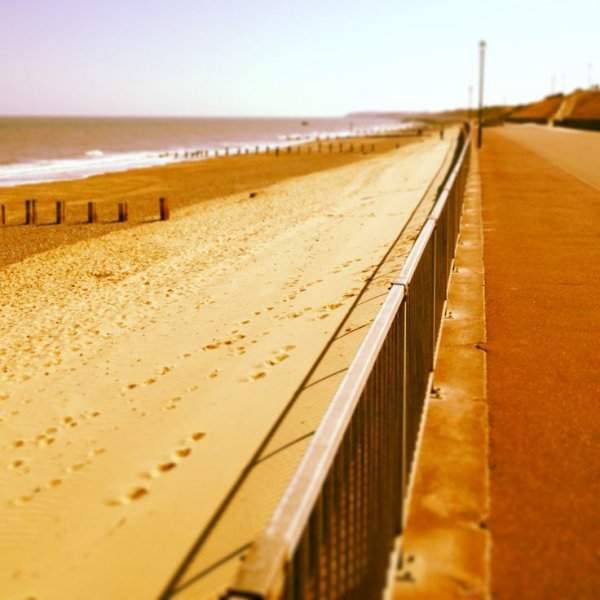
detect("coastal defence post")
(118, 202), (128, 222)
(8, 197), (171, 227)
(88, 202), (98, 224)
(56, 201), (66, 224)
(25, 199), (38, 225)
(159, 197), (170, 221)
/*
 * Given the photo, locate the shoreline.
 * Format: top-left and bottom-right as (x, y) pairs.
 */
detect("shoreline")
(0, 120), (411, 188)
(0, 130), (429, 268)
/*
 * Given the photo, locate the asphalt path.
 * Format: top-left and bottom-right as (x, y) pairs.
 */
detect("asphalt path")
(498, 124), (600, 190)
(480, 126), (600, 598)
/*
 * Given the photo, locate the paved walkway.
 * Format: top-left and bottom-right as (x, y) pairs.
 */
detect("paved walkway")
(480, 127), (600, 598)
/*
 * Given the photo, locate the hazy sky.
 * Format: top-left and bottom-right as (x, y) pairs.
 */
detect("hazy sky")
(1, 0), (598, 116)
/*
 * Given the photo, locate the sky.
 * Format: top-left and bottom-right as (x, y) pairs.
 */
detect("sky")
(1, 0), (598, 117)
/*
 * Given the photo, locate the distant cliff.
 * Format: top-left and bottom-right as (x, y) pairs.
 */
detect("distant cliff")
(508, 89), (600, 130)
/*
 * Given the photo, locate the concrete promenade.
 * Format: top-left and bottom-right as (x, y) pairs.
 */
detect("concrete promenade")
(480, 126), (600, 598)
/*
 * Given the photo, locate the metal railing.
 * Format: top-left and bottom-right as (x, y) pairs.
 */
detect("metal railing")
(226, 128), (471, 600)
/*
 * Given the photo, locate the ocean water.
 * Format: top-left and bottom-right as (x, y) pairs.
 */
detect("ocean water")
(0, 116), (405, 187)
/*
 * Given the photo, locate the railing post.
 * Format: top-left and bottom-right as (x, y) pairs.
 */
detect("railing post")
(400, 295), (408, 531)
(1, 204), (5, 225)
(432, 225), (437, 367)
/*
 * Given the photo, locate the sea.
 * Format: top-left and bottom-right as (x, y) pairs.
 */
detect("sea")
(0, 116), (406, 187)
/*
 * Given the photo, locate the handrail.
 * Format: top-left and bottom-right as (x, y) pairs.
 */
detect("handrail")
(228, 126), (472, 599)
(230, 284), (406, 596)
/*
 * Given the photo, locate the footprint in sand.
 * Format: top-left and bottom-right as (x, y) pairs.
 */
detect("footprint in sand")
(163, 396), (182, 411)
(283, 311), (304, 320)
(249, 370), (267, 381)
(112, 434), (204, 505)
(127, 486), (149, 501)
(157, 461), (177, 473)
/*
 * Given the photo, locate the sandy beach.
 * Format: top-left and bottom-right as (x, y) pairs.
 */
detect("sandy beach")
(0, 134), (416, 267)
(1, 132), (453, 599)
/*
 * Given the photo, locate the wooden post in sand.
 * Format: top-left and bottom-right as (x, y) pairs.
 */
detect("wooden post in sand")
(371, 143), (375, 153)
(329, 143), (333, 153)
(1, 204), (5, 225)
(338, 142), (343, 153)
(286, 147), (291, 155)
(350, 143), (354, 152)
(56, 201), (66, 224)
(275, 147), (279, 157)
(26, 199), (37, 225)
(87, 202), (98, 223)
(360, 143), (364, 153)
(159, 197), (170, 221)
(118, 202), (128, 222)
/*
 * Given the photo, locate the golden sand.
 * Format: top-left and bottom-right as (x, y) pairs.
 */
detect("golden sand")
(1, 133), (451, 599)
(0, 134), (416, 267)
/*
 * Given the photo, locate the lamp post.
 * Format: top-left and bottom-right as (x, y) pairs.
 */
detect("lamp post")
(478, 40), (486, 149)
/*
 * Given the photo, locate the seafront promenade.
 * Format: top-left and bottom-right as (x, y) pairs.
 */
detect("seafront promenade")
(394, 123), (600, 599)
(480, 126), (600, 598)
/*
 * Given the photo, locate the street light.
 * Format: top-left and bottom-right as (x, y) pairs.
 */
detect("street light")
(478, 40), (486, 149)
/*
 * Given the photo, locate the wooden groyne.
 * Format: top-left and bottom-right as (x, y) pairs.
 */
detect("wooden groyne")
(0, 198), (171, 227)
